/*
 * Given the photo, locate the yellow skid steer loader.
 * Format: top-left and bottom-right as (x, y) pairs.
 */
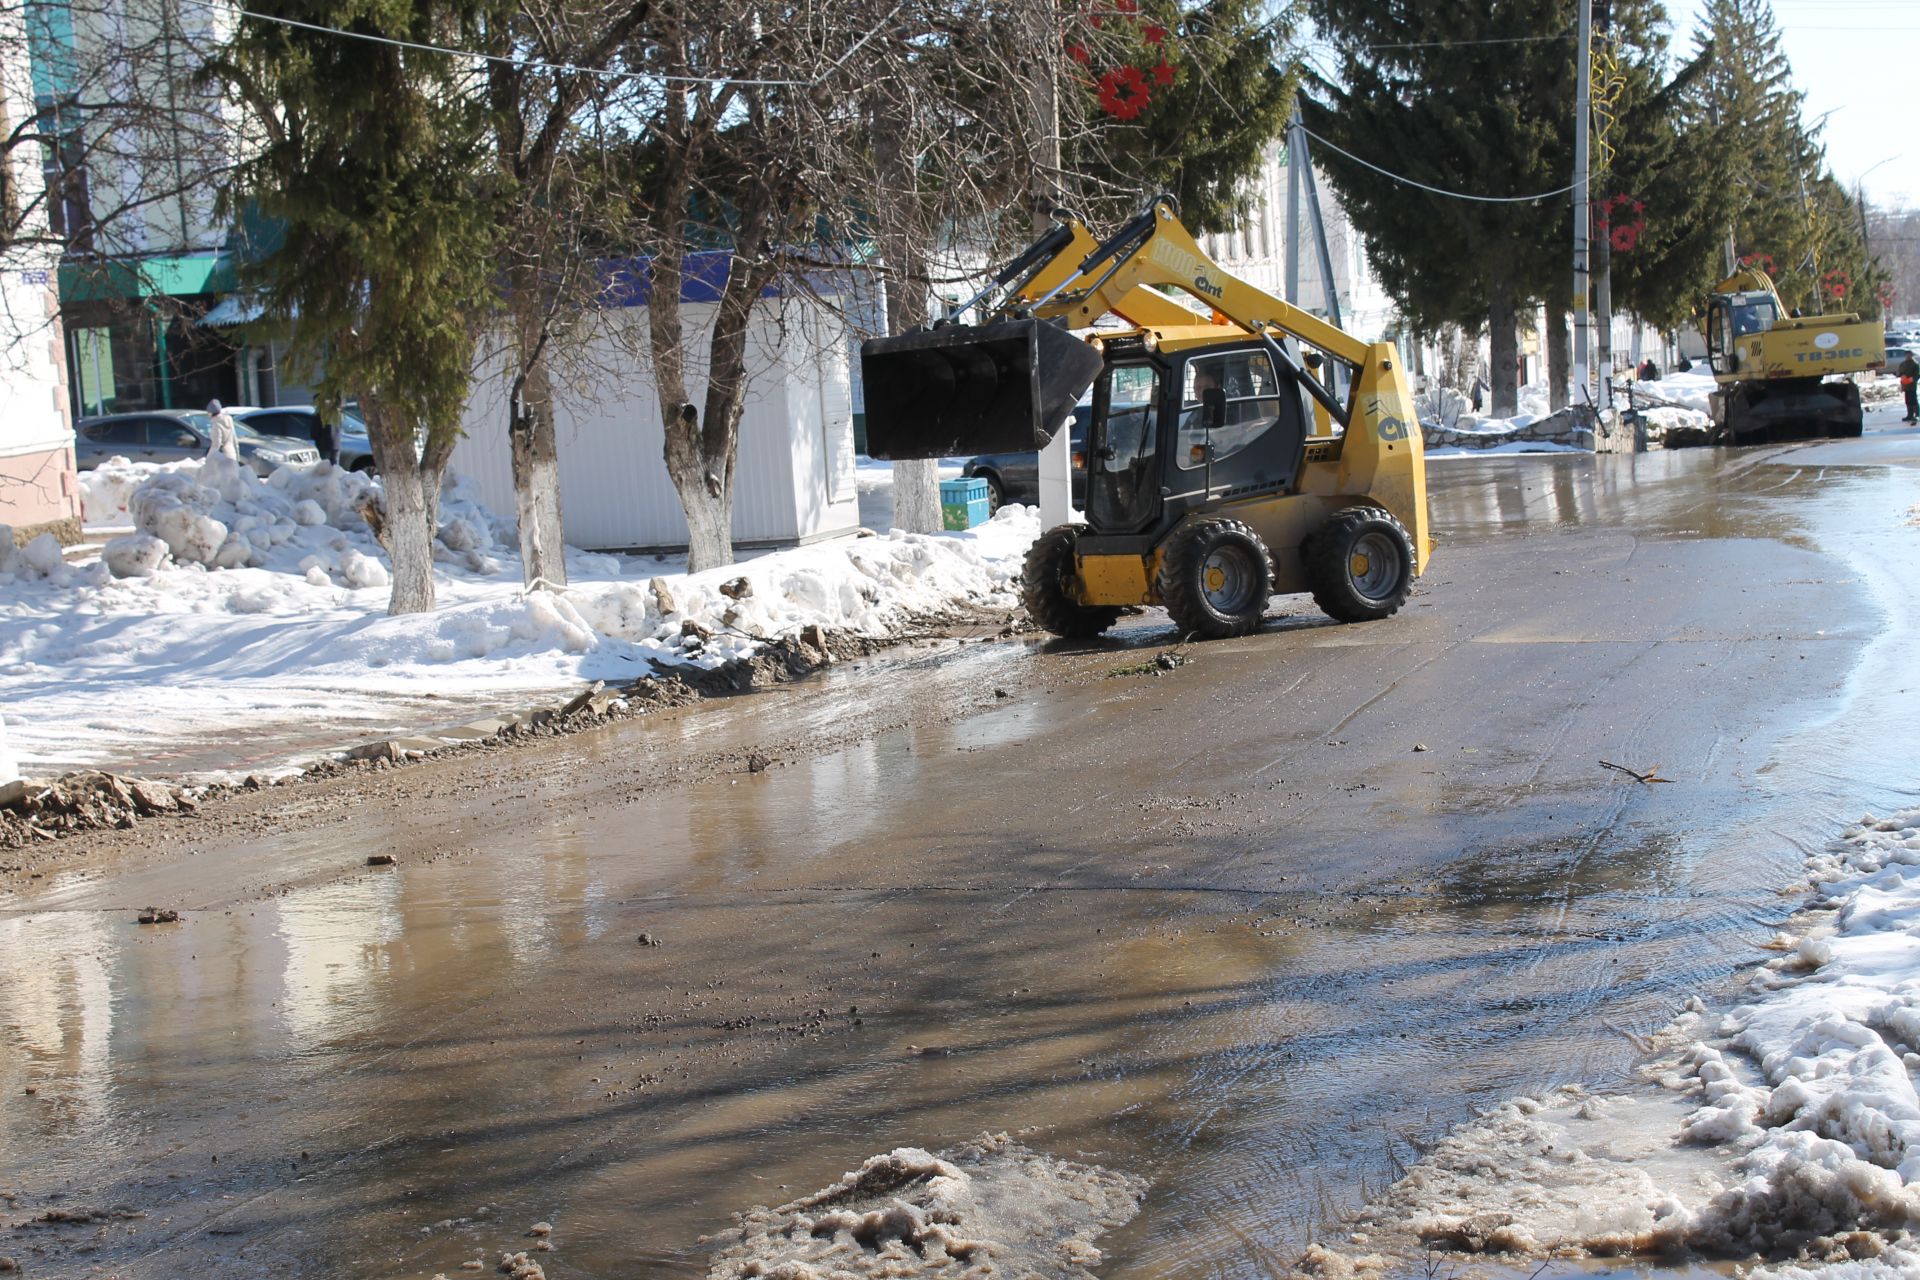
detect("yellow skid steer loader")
(861, 197), (1433, 641)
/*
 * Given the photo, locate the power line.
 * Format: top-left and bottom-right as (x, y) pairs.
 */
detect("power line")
(1297, 125), (1577, 204)
(1303, 30), (1574, 54)
(211, 1), (900, 89)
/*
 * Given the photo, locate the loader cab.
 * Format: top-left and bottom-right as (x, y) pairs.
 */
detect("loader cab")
(1084, 340), (1310, 538)
(1706, 291), (1779, 374)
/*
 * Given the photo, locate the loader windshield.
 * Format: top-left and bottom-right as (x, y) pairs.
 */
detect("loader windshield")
(1087, 363), (1163, 532)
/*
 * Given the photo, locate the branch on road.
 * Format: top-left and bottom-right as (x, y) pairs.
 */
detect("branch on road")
(1598, 759), (1674, 785)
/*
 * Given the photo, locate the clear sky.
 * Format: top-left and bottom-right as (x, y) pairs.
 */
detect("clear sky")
(1665, 0), (1920, 211)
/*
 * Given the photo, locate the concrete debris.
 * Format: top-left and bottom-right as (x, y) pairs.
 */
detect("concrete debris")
(136, 907), (181, 924)
(560, 682), (606, 717)
(366, 853), (398, 867)
(647, 576), (677, 617)
(637, 932), (662, 947)
(0, 770), (199, 848)
(527, 1221), (553, 1237)
(719, 576), (752, 600)
(745, 753), (773, 774)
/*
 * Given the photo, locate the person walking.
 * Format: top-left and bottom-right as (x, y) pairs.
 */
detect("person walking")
(205, 399), (239, 461)
(311, 412), (339, 466)
(1899, 350), (1919, 425)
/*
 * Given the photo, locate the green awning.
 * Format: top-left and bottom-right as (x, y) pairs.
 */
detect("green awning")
(59, 252), (237, 303)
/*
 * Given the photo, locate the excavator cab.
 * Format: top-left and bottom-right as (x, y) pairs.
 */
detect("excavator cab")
(1704, 290), (1779, 375)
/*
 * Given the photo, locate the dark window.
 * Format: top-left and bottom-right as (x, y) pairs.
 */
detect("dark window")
(251, 412), (314, 440)
(146, 421), (202, 448)
(82, 420), (145, 445)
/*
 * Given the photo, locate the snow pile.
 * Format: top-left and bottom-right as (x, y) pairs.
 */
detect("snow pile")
(1659, 806), (1920, 1255)
(1639, 368), (1718, 415)
(1306, 804), (1920, 1275)
(77, 454), (156, 523)
(1637, 404), (1713, 442)
(0, 455), (1038, 773)
(704, 1133), (1145, 1279)
(92, 453), (504, 584)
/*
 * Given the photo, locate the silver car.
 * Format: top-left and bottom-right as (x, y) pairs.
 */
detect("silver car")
(74, 410), (321, 477)
(232, 405), (376, 472)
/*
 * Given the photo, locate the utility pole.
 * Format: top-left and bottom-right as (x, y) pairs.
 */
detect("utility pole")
(1286, 98), (1343, 330)
(1572, 0), (1592, 405)
(1285, 115), (1304, 306)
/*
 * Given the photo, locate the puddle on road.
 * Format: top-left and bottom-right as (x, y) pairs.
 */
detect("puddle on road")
(4, 441), (1920, 1278)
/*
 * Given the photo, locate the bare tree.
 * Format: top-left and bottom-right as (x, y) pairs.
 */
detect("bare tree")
(481, 0), (652, 589)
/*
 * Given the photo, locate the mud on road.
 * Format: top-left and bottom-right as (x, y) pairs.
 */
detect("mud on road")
(5, 425), (1920, 1279)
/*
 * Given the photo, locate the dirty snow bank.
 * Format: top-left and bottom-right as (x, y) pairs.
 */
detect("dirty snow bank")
(1304, 804), (1920, 1275)
(2, 455), (1039, 774)
(704, 1133), (1144, 1279)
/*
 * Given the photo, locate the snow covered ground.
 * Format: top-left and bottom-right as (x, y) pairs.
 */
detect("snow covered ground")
(2, 455), (1037, 776)
(1315, 802), (1920, 1275)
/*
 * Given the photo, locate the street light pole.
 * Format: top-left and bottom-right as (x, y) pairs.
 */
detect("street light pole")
(1856, 155), (1901, 268)
(1573, 0), (1592, 406)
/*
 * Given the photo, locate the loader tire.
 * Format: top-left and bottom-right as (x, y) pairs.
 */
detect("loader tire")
(1306, 505), (1416, 623)
(1158, 517), (1273, 640)
(1022, 524), (1122, 639)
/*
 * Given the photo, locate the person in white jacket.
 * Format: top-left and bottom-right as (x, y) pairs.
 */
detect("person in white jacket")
(206, 399), (239, 461)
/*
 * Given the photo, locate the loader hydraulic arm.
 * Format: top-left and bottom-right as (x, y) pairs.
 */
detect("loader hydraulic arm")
(1006, 198), (1376, 374)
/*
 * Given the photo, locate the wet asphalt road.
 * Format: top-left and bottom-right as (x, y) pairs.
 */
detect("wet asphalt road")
(5, 409), (1920, 1278)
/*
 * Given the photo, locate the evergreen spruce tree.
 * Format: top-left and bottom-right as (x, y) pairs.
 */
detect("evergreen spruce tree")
(218, 1), (503, 615)
(1067, 0), (1296, 234)
(1684, 0), (1885, 316)
(1301, 0), (1573, 415)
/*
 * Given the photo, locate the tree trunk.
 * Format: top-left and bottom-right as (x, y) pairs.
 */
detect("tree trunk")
(360, 396), (437, 615)
(1595, 227), (1614, 403)
(870, 88), (941, 535)
(1546, 299), (1570, 412)
(882, 270), (940, 533)
(1488, 278), (1519, 418)
(508, 286), (567, 589)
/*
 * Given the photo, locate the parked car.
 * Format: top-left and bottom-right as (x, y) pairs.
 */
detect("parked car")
(1885, 345), (1917, 374)
(232, 404), (376, 472)
(74, 410), (321, 478)
(962, 405), (1089, 513)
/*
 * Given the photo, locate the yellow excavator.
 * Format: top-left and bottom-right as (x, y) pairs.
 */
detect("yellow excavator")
(861, 196), (1432, 641)
(1702, 267), (1884, 443)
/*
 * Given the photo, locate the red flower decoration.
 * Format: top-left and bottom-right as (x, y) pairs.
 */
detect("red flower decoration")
(1144, 23), (1167, 43)
(1115, 0), (1138, 14)
(1594, 193), (1645, 252)
(1089, 13), (1101, 28)
(1152, 59), (1174, 86)
(1067, 42), (1089, 63)
(1099, 64), (1151, 119)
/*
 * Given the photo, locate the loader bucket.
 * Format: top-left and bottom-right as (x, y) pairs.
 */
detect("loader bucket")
(860, 318), (1105, 460)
